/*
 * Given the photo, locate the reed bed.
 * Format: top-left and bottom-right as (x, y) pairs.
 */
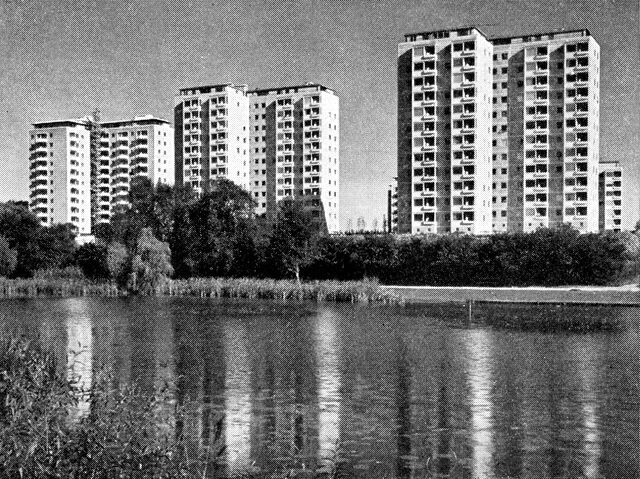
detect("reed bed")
(0, 277), (121, 297)
(160, 277), (403, 303)
(0, 276), (401, 303)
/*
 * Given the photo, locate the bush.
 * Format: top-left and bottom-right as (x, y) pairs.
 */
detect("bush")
(0, 337), (208, 478)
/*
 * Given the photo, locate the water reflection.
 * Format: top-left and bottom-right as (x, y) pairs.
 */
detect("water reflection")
(314, 308), (342, 466)
(1, 299), (637, 478)
(64, 298), (93, 417)
(464, 329), (494, 478)
(223, 318), (252, 471)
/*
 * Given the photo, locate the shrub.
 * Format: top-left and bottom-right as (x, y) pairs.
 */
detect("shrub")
(0, 337), (206, 478)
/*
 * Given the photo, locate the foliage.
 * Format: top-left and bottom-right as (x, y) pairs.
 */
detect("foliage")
(177, 179), (259, 278)
(106, 242), (128, 285)
(0, 235), (17, 277)
(73, 242), (110, 280)
(127, 228), (174, 294)
(264, 199), (319, 281)
(0, 203), (76, 277)
(0, 337), (205, 478)
(303, 228), (631, 286)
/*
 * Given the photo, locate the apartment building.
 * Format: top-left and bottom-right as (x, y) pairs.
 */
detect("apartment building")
(398, 27), (601, 235)
(398, 27), (494, 235)
(175, 82), (340, 233)
(598, 162), (623, 232)
(247, 84), (340, 233)
(492, 30), (600, 233)
(29, 119), (92, 234)
(96, 116), (174, 224)
(174, 84), (250, 195)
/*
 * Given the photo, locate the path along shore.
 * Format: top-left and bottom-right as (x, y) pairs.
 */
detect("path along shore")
(382, 284), (640, 306)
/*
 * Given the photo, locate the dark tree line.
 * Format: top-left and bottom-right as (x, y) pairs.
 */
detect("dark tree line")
(1, 180), (637, 287)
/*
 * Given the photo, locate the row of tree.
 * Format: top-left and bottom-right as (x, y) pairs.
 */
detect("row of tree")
(1, 179), (638, 287)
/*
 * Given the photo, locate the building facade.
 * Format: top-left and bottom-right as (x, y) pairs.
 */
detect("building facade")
(96, 116), (174, 224)
(247, 84), (340, 233)
(598, 162), (623, 232)
(175, 82), (340, 233)
(174, 84), (250, 195)
(29, 119), (92, 234)
(30, 115), (173, 234)
(398, 27), (601, 235)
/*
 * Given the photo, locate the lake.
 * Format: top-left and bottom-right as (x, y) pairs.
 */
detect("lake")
(1, 297), (638, 478)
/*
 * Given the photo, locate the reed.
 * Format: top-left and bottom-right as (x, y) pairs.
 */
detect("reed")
(159, 277), (403, 303)
(0, 277), (121, 297)
(0, 276), (401, 303)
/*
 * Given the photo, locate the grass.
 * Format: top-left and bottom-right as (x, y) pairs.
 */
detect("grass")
(0, 277), (401, 303)
(160, 277), (402, 303)
(0, 277), (121, 297)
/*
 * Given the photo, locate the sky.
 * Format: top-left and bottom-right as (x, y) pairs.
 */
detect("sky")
(1, 0), (638, 230)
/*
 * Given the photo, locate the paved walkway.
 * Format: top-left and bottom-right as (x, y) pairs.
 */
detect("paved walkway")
(382, 285), (640, 305)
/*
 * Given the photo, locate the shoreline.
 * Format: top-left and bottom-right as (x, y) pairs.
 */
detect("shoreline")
(383, 284), (640, 306)
(0, 277), (638, 306)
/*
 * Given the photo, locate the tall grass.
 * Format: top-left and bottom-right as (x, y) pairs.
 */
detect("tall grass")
(0, 277), (121, 297)
(159, 277), (402, 303)
(0, 277), (401, 303)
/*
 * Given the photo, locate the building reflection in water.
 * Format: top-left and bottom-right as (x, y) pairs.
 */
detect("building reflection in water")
(314, 308), (342, 468)
(223, 317), (252, 472)
(464, 328), (494, 479)
(63, 298), (93, 418)
(574, 338), (602, 479)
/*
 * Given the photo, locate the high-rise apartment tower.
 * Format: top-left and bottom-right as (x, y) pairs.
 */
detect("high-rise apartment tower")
(175, 82), (340, 233)
(398, 27), (600, 234)
(96, 116), (174, 224)
(29, 115), (174, 235)
(29, 119), (92, 234)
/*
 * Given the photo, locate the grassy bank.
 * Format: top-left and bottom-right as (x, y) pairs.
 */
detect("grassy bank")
(0, 277), (401, 303)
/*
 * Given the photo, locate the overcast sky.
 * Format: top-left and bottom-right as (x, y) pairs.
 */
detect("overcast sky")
(1, 0), (638, 229)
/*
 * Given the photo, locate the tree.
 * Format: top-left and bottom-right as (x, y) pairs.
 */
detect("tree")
(106, 242), (128, 285)
(73, 243), (109, 280)
(265, 199), (318, 282)
(127, 228), (173, 294)
(0, 203), (76, 277)
(0, 236), (17, 277)
(182, 179), (258, 278)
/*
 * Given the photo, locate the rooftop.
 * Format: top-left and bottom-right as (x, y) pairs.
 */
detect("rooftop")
(248, 82), (335, 96)
(32, 117), (90, 129)
(491, 28), (593, 45)
(403, 27), (488, 43)
(178, 83), (248, 96)
(100, 115), (171, 129)
(402, 26), (596, 45)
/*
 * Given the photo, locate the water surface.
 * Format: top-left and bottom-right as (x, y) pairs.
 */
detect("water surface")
(1, 297), (638, 478)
